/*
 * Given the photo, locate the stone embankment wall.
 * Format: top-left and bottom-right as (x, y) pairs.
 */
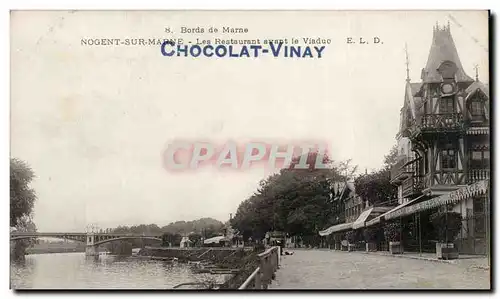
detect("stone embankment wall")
(138, 247), (249, 264)
(138, 247), (261, 289)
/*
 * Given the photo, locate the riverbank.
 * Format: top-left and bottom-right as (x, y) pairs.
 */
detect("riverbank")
(138, 247), (261, 289)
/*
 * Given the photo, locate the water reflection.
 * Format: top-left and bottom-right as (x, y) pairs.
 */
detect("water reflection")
(11, 252), (222, 289)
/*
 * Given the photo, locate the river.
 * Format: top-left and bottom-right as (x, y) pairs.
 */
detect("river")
(10, 252), (227, 289)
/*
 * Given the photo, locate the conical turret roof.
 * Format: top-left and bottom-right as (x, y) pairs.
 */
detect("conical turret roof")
(421, 24), (474, 83)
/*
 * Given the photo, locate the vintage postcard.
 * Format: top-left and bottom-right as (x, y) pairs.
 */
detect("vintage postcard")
(10, 10), (490, 290)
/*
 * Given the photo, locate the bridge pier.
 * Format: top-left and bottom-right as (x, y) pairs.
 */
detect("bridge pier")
(85, 245), (98, 256)
(85, 233), (99, 256)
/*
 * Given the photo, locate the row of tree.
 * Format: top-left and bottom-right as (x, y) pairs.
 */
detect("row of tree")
(106, 217), (224, 237)
(230, 148), (399, 247)
(102, 218), (226, 248)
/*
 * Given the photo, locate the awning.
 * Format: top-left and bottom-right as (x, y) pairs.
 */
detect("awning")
(385, 180), (489, 221)
(352, 208), (373, 229)
(365, 197), (423, 227)
(318, 222), (353, 236)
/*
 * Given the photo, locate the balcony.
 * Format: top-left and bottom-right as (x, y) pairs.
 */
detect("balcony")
(401, 175), (423, 198)
(390, 156), (419, 184)
(468, 169), (490, 183)
(420, 113), (463, 132)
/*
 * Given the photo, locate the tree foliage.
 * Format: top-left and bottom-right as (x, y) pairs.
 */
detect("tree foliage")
(10, 158), (37, 227)
(354, 145), (398, 205)
(354, 168), (396, 205)
(108, 217), (224, 237)
(383, 144), (399, 170)
(430, 211), (462, 243)
(230, 152), (354, 246)
(106, 218), (224, 248)
(384, 222), (402, 242)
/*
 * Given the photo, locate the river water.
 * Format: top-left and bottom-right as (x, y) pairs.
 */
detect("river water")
(10, 252), (226, 289)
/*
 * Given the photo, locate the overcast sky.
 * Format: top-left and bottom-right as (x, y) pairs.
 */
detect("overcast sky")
(11, 11), (488, 231)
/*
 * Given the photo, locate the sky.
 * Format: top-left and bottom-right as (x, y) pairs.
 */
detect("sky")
(10, 11), (489, 232)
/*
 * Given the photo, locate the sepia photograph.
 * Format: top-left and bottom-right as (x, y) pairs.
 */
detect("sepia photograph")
(9, 10), (491, 290)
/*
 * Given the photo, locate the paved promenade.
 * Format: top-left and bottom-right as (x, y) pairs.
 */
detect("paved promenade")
(270, 249), (490, 289)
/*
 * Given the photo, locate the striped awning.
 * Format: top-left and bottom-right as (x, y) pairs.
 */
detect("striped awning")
(385, 180), (489, 221)
(318, 222), (353, 236)
(352, 208), (373, 229)
(467, 127), (489, 135)
(365, 196), (423, 227)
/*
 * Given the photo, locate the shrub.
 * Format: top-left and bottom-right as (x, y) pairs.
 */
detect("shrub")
(363, 226), (379, 243)
(345, 230), (358, 244)
(253, 243), (265, 253)
(430, 211), (462, 243)
(384, 222), (401, 242)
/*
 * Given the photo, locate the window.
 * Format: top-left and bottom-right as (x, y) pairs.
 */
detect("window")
(474, 216), (486, 234)
(439, 97), (455, 114)
(473, 197), (485, 214)
(470, 149), (490, 168)
(470, 99), (485, 121)
(470, 100), (483, 116)
(441, 146), (456, 169)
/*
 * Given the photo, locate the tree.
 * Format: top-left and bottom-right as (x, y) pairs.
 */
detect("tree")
(354, 168), (396, 205)
(231, 152), (352, 246)
(10, 158), (38, 260)
(10, 158), (37, 227)
(189, 233), (203, 247)
(384, 222), (402, 242)
(383, 144), (399, 170)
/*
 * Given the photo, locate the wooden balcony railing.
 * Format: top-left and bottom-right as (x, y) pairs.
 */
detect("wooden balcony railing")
(239, 246), (280, 290)
(401, 175), (423, 198)
(420, 113), (463, 131)
(390, 156), (419, 184)
(468, 169), (490, 183)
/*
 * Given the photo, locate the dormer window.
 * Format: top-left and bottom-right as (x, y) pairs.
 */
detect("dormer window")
(437, 61), (458, 80)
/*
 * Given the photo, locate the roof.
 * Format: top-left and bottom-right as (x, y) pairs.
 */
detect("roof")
(410, 83), (423, 96)
(465, 80), (490, 100)
(331, 179), (355, 200)
(421, 25), (474, 83)
(402, 81), (423, 122)
(203, 236), (227, 244)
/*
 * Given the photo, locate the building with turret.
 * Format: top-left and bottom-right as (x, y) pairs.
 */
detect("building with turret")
(389, 24), (490, 254)
(318, 23), (490, 256)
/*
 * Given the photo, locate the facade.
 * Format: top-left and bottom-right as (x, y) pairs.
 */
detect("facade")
(390, 24), (490, 254)
(319, 179), (393, 245)
(345, 194), (368, 223)
(331, 180), (356, 224)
